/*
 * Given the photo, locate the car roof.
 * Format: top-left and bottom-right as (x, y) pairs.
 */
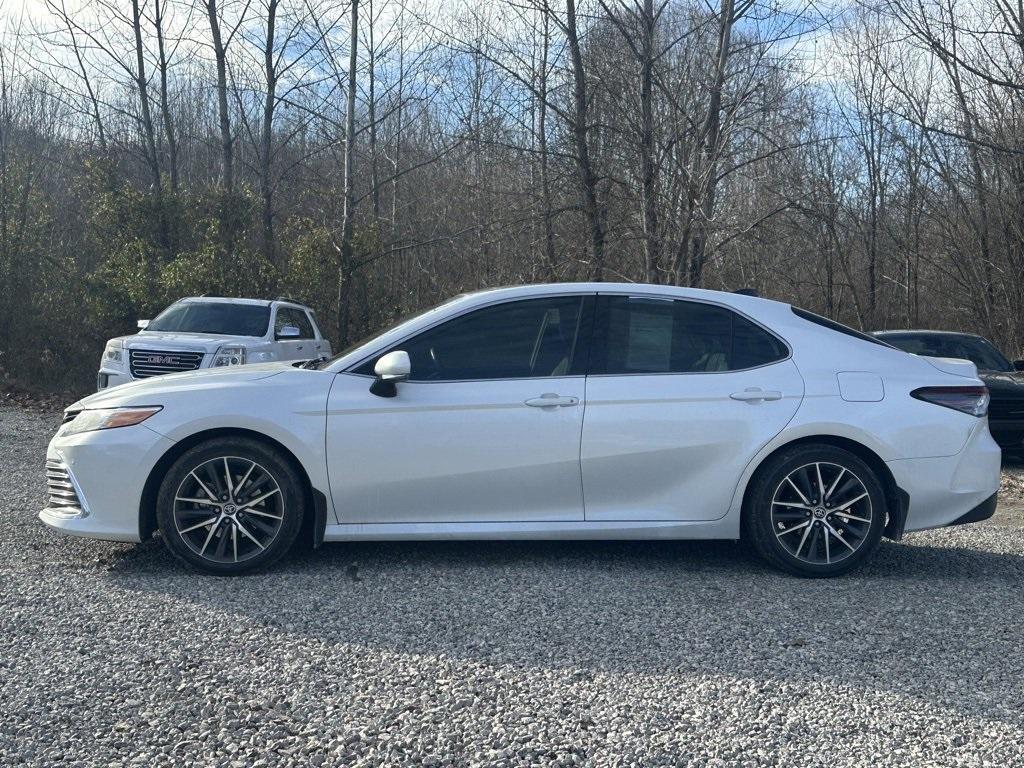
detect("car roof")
(178, 296), (309, 309)
(454, 282), (792, 312)
(873, 329), (985, 340)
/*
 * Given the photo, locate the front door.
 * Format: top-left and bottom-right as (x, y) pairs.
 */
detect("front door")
(274, 307), (316, 361)
(581, 294), (804, 521)
(326, 295), (593, 524)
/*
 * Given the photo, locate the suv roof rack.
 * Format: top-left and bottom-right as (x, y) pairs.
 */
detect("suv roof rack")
(732, 288), (759, 297)
(275, 296), (304, 305)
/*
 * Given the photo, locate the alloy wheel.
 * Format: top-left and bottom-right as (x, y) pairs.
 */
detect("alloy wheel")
(770, 461), (873, 566)
(172, 456), (285, 564)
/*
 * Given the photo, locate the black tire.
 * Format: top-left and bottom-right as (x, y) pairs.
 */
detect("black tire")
(742, 444), (886, 577)
(156, 437), (305, 575)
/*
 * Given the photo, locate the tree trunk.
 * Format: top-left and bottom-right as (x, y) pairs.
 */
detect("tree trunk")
(565, 0), (605, 279)
(207, 0), (233, 193)
(154, 0), (178, 192)
(337, 0), (359, 346)
(260, 0), (278, 265)
(639, 0), (660, 283)
(687, 0), (734, 288)
(132, 0), (170, 252)
(537, 9), (557, 280)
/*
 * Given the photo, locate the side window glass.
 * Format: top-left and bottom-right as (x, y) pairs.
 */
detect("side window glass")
(359, 297), (586, 381)
(276, 308), (313, 339)
(274, 308), (290, 336)
(731, 314), (788, 369)
(294, 311), (315, 339)
(593, 297), (786, 374)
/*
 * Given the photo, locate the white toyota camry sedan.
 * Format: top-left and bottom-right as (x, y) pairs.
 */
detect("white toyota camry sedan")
(41, 284), (1001, 577)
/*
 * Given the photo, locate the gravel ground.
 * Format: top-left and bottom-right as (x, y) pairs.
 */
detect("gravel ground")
(2, 404), (1024, 767)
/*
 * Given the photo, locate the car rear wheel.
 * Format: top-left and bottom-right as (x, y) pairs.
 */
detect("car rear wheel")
(744, 444), (887, 577)
(156, 437), (304, 575)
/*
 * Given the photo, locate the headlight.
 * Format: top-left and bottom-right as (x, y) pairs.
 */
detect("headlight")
(102, 340), (123, 364)
(213, 345), (247, 367)
(60, 406), (162, 436)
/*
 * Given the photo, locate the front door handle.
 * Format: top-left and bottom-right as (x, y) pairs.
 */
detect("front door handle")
(730, 388), (783, 403)
(525, 393), (579, 408)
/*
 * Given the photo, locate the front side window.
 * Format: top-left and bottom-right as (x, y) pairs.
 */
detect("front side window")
(590, 296), (787, 375)
(276, 307), (314, 339)
(146, 301), (271, 337)
(357, 296), (587, 381)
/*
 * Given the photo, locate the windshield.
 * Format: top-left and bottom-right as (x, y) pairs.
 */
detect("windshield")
(145, 301), (271, 337)
(881, 333), (1012, 372)
(320, 295), (469, 368)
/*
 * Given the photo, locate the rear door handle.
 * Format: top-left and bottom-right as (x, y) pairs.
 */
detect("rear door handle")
(525, 393), (579, 408)
(730, 388), (783, 402)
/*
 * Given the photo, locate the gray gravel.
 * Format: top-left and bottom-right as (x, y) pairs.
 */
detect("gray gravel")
(2, 403), (1024, 767)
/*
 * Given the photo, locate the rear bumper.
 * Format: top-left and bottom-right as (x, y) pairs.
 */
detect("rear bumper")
(886, 419), (1002, 533)
(946, 493), (998, 527)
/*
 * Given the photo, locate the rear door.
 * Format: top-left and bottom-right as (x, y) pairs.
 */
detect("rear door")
(581, 294), (804, 521)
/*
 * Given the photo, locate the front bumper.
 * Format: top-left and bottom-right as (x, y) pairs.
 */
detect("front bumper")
(96, 368), (132, 391)
(39, 423), (175, 542)
(887, 419), (1002, 533)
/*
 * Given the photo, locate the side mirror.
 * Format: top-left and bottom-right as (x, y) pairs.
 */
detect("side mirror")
(1014, 360), (1024, 372)
(370, 350), (410, 398)
(276, 325), (301, 339)
(137, 319), (150, 330)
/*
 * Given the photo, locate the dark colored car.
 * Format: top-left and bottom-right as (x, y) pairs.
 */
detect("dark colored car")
(875, 330), (1024, 454)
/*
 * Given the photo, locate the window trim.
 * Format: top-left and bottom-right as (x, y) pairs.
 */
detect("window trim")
(586, 292), (792, 378)
(343, 293), (596, 383)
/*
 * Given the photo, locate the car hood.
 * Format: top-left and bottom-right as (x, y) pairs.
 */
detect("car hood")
(70, 363), (292, 410)
(119, 331), (262, 351)
(979, 370), (1024, 397)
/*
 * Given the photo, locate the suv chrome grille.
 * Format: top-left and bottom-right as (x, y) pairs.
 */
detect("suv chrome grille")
(46, 458), (84, 515)
(129, 348), (204, 379)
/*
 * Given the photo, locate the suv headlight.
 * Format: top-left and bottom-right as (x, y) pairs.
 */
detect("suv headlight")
(213, 345), (247, 367)
(61, 406), (162, 437)
(102, 340), (124, 365)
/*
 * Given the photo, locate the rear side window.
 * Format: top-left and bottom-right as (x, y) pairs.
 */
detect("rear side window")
(590, 296), (787, 375)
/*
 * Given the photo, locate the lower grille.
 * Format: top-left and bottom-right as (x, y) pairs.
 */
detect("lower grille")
(129, 348), (204, 379)
(46, 458), (85, 516)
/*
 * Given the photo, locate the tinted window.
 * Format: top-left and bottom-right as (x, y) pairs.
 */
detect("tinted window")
(146, 301), (270, 337)
(358, 297), (586, 381)
(881, 333), (1011, 372)
(792, 307), (890, 347)
(276, 307), (314, 339)
(591, 296), (787, 374)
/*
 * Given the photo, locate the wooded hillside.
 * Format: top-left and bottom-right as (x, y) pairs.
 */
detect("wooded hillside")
(1, 0), (1022, 392)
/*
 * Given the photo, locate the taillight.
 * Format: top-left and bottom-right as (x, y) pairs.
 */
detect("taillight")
(911, 386), (989, 417)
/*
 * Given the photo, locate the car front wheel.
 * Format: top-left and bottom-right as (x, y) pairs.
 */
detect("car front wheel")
(156, 437), (304, 575)
(744, 444), (887, 577)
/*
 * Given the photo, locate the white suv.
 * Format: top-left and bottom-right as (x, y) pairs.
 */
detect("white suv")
(97, 297), (331, 391)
